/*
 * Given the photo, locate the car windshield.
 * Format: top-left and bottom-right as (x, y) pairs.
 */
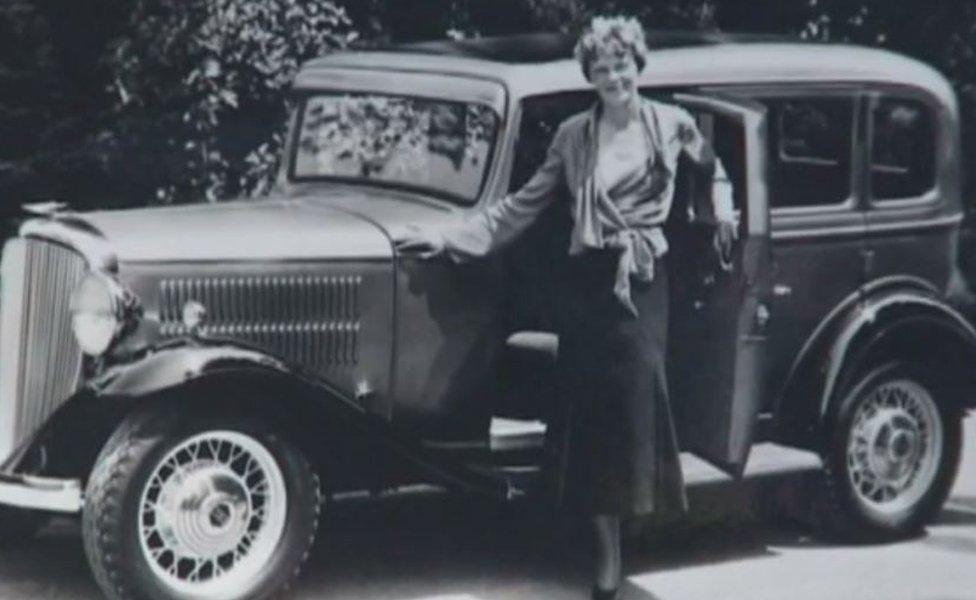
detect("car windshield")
(292, 93), (500, 203)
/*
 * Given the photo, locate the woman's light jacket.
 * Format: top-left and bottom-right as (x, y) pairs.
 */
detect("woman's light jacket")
(442, 97), (735, 315)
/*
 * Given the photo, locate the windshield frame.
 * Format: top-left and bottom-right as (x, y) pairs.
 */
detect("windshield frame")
(286, 69), (508, 206)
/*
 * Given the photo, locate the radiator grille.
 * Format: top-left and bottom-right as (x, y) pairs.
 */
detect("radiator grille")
(0, 238), (87, 463)
(158, 275), (362, 368)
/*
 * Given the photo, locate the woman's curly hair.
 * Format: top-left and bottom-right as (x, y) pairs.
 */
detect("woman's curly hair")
(574, 16), (649, 81)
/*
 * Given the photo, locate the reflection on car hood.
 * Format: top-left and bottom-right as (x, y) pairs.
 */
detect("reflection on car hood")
(76, 197), (393, 263)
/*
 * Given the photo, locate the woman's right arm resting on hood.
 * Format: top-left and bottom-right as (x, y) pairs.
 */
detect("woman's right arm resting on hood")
(442, 124), (568, 262)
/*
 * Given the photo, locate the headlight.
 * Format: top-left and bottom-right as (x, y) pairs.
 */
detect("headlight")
(69, 272), (125, 355)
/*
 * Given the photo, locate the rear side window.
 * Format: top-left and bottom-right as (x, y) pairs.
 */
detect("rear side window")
(768, 97), (855, 209)
(870, 97), (936, 201)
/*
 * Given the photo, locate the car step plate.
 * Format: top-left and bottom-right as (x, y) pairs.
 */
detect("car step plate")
(489, 417), (823, 485)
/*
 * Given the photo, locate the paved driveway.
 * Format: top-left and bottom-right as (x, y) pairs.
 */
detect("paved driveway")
(2, 419), (975, 600)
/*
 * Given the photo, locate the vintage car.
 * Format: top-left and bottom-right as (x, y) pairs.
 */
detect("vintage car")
(0, 31), (973, 600)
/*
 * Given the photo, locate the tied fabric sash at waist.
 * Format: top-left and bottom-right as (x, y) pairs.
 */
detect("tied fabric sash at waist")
(569, 171), (670, 317)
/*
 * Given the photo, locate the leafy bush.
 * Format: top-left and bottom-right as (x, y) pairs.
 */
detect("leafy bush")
(106, 0), (356, 203)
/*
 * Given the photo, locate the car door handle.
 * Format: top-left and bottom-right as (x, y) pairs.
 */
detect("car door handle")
(860, 248), (876, 277)
(773, 284), (792, 297)
(755, 303), (771, 329)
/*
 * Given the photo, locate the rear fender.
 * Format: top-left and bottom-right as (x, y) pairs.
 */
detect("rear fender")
(774, 280), (976, 446)
(818, 293), (976, 420)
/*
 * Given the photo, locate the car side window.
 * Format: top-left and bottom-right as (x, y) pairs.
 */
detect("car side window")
(870, 96), (936, 201)
(509, 91), (594, 192)
(768, 96), (855, 209)
(503, 92), (593, 331)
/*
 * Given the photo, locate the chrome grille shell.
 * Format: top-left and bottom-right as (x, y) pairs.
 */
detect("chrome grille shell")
(0, 238), (87, 463)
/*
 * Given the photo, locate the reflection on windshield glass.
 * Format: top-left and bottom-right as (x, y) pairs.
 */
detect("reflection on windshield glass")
(294, 93), (498, 202)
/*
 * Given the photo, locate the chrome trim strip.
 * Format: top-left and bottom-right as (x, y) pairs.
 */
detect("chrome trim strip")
(19, 217), (117, 273)
(0, 473), (82, 513)
(771, 224), (864, 241)
(770, 198), (855, 217)
(771, 212), (962, 241)
(867, 211), (963, 233)
(0, 241), (29, 462)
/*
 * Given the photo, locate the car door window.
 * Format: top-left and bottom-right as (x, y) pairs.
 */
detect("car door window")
(870, 96), (936, 202)
(768, 96), (856, 210)
(504, 92), (594, 331)
(509, 91), (594, 192)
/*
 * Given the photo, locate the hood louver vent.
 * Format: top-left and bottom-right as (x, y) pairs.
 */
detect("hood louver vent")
(158, 275), (362, 367)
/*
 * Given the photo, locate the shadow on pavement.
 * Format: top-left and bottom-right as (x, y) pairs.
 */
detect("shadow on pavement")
(298, 492), (592, 599)
(937, 505), (976, 527)
(296, 489), (823, 600)
(0, 483), (956, 600)
(0, 518), (100, 599)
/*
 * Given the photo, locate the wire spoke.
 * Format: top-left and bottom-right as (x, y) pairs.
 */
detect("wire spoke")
(138, 431), (288, 593)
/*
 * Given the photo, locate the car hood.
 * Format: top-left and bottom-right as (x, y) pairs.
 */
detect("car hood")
(72, 197), (395, 263)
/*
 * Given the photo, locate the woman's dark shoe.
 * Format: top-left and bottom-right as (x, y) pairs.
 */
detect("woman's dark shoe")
(591, 586), (620, 600)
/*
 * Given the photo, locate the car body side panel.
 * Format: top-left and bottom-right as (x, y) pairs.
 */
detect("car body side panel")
(862, 216), (959, 293)
(118, 258), (396, 419)
(765, 229), (868, 409)
(392, 253), (507, 437)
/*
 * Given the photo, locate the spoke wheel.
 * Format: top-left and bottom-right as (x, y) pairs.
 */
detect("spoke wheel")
(138, 431), (288, 598)
(82, 409), (320, 600)
(845, 380), (942, 514)
(820, 362), (962, 540)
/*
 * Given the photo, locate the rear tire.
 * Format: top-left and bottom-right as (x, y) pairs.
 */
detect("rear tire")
(819, 362), (962, 540)
(82, 408), (321, 600)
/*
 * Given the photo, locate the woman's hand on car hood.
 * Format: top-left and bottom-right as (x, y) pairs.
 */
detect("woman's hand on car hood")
(393, 224), (446, 259)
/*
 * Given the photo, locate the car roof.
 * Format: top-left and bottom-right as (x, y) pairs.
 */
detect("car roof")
(298, 32), (955, 108)
(381, 30), (792, 62)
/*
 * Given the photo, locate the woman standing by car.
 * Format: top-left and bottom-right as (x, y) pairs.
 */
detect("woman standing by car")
(396, 16), (735, 600)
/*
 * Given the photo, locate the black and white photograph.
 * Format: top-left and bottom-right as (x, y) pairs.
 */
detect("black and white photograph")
(1, 1), (975, 598)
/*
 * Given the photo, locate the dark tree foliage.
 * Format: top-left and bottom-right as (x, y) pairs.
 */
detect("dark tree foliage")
(103, 0), (355, 204)
(0, 0), (131, 212)
(3, 0), (976, 210)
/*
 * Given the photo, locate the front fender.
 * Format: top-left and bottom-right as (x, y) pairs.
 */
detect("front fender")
(85, 341), (515, 500)
(92, 342), (293, 398)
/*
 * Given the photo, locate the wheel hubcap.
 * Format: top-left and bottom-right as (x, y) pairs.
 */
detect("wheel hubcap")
(139, 431), (288, 599)
(846, 379), (943, 514)
(159, 467), (250, 558)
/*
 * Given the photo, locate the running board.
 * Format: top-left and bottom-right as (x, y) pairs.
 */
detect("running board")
(681, 443), (823, 485)
(489, 417), (546, 452)
(488, 417), (823, 487)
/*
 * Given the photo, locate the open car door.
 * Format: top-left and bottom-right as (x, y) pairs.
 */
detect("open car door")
(666, 93), (770, 477)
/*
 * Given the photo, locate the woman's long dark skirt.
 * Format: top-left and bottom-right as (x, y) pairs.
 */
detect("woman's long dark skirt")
(555, 249), (688, 517)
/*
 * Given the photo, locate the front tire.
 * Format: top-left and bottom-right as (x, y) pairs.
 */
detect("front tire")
(820, 362), (962, 540)
(82, 409), (320, 600)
